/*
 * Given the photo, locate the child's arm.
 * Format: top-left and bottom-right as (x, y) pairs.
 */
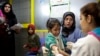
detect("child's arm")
(51, 45), (59, 54)
(51, 45), (69, 56)
(58, 48), (70, 56)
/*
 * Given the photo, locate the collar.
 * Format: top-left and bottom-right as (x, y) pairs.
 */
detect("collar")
(88, 27), (100, 41)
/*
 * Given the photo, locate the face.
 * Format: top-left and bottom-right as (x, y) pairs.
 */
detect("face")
(64, 16), (73, 28)
(4, 4), (11, 13)
(50, 24), (60, 37)
(80, 13), (89, 33)
(28, 28), (34, 34)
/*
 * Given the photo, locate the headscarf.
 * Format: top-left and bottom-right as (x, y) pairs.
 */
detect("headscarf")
(62, 12), (76, 37)
(1, 2), (16, 20)
(27, 24), (35, 35)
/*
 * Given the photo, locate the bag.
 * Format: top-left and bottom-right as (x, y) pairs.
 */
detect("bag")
(30, 47), (39, 52)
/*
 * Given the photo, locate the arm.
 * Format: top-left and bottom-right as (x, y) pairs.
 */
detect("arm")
(58, 48), (70, 56)
(51, 45), (69, 56)
(12, 15), (21, 34)
(71, 38), (89, 56)
(35, 34), (41, 49)
(45, 34), (60, 55)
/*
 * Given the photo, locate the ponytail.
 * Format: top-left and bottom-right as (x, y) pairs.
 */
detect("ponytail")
(97, 1), (100, 19)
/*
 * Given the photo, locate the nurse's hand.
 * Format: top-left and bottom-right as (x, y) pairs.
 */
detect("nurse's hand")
(66, 42), (74, 50)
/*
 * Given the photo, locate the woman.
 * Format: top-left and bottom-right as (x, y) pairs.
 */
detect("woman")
(61, 12), (84, 54)
(0, 2), (19, 56)
(71, 2), (100, 56)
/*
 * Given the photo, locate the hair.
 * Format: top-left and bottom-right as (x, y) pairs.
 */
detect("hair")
(27, 24), (35, 35)
(46, 18), (61, 30)
(62, 12), (75, 35)
(1, 2), (16, 20)
(80, 2), (100, 27)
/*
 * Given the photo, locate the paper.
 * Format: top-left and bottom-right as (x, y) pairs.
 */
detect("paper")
(0, 17), (5, 24)
(10, 23), (23, 30)
(50, 5), (69, 18)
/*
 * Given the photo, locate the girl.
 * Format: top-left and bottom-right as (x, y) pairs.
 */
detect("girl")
(45, 18), (69, 56)
(71, 2), (100, 56)
(23, 24), (41, 56)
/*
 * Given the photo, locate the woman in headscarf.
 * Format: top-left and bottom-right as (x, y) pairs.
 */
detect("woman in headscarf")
(0, 2), (19, 56)
(61, 12), (84, 54)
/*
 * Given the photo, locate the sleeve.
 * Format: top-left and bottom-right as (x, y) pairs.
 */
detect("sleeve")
(35, 34), (41, 49)
(71, 38), (90, 56)
(45, 35), (56, 50)
(0, 10), (4, 17)
(13, 15), (17, 24)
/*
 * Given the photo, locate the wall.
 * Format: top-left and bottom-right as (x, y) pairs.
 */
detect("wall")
(70, 0), (97, 28)
(11, 0), (97, 56)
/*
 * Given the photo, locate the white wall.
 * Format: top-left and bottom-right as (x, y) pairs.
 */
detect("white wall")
(70, 0), (97, 28)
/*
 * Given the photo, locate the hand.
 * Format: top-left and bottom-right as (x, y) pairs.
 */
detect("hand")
(66, 42), (74, 50)
(23, 44), (28, 49)
(15, 29), (20, 34)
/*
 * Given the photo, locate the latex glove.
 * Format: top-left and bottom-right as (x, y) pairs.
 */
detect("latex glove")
(55, 54), (63, 56)
(42, 46), (49, 53)
(66, 42), (74, 50)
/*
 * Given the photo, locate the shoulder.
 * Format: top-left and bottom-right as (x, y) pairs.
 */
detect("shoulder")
(71, 34), (100, 56)
(74, 33), (100, 45)
(34, 34), (39, 36)
(45, 33), (56, 42)
(74, 28), (82, 32)
(46, 33), (54, 39)
(33, 34), (39, 39)
(74, 35), (94, 46)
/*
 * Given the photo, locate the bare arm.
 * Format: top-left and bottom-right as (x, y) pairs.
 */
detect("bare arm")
(51, 45), (69, 56)
(58, 49), (70, 56)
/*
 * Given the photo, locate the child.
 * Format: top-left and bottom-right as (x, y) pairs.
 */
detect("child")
(45, 18), (69, 56)
(23, 24), (41, 56)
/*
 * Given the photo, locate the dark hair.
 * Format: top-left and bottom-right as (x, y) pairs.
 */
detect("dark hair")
(1, 2), (16, 20)
(62, 12), (75, 35)
(80, 2), (100, 26)
(46, 18), (61, 30)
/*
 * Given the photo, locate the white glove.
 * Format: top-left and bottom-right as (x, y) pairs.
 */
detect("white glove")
(67, 42), (74, 50)
(55, 54), (63, 56)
